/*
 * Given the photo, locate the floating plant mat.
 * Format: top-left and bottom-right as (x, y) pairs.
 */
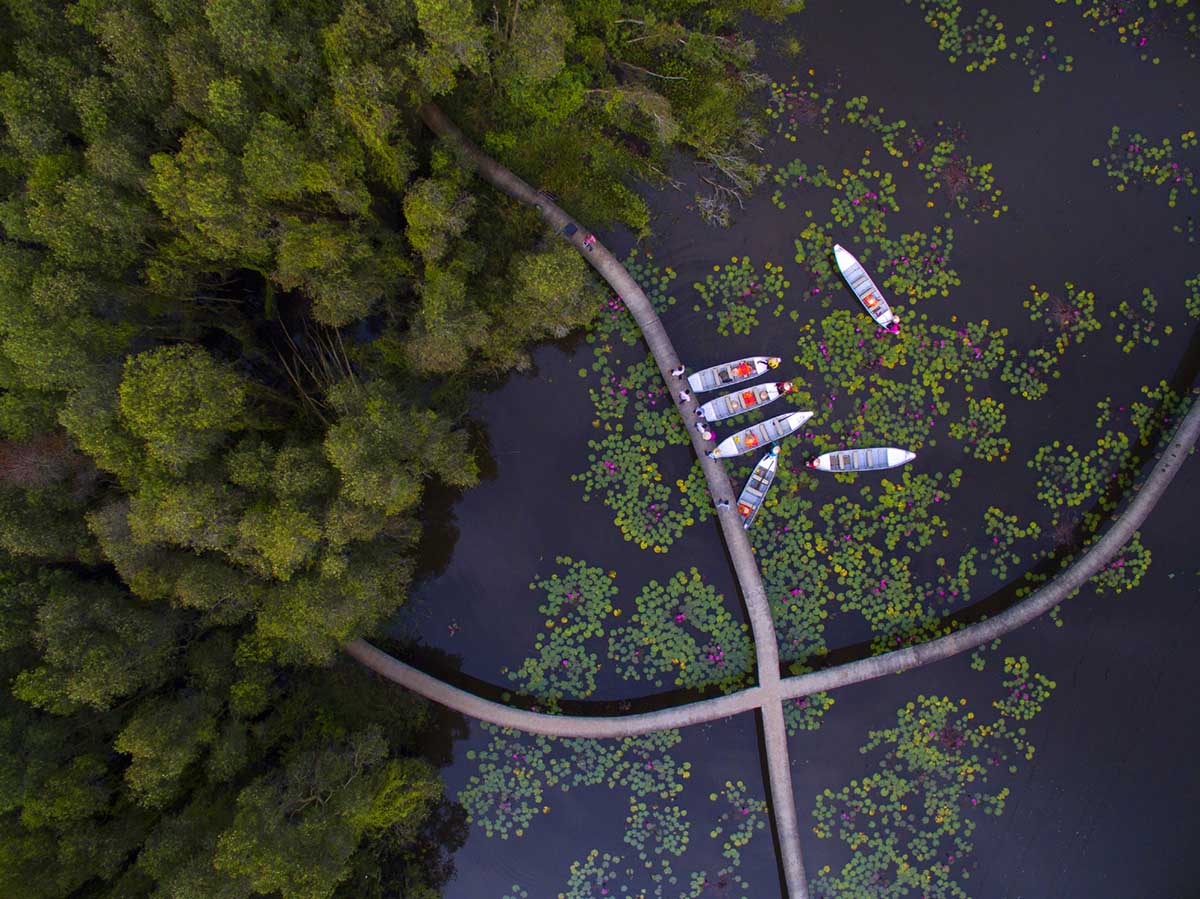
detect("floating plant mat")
(902, 0), (1077, 90)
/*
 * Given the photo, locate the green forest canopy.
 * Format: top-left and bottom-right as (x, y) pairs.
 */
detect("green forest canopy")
(0, 0), (800, 895)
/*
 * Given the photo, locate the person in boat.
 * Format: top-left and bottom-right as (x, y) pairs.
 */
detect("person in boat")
(734, 361), (753, 377)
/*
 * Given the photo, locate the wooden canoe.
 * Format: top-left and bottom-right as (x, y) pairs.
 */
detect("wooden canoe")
(687, 356), (781, 394)
(807, 447), (916, 473)
(710, 410), (813, 459)
(834, 244), (896, 328)
(699, 381), (794, 423)
(737, 447), (780, 529)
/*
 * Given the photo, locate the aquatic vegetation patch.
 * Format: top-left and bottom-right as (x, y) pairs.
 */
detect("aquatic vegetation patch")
(1030, 431), (1135, 513)
(811, 657), (1056, 897)
(919, 137), (1006, 223)
(1111, 287), (1172, 352)
(575, 253), (719, 551)
(472, 730), (774, 898)
(460, 727), (692, 840)
(624, 799), (691, 858)
(1010, 21), (1074, 92)
(1093, 126), (1199, 242)
(608, 569), (755, 692)
(1186, 274), (1200, 320)
(1055, 0), (1200, 62)
(707, 780), (768, 867)
(1024, 281), (1103, 350)
(1091, 531), (1152, 596)
(505, 557), (620, 702)
(875, 227), (961, 302)
(905, 0), (1008, 72)
(691, 256), (790, 336)
(1021, 384), (1193, 607)
(980, 506), (1041, 580)
(575, 431), (706, 551)
(763, 79), (1008, 223)
(792, 310), (1009, 453)
(765, 73), (839, 138)
(949, 396), (1011, 461)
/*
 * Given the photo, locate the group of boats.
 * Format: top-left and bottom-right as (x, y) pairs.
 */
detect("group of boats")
(683, 244), (913, 529)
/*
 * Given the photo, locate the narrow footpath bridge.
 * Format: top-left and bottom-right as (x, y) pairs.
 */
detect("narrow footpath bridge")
(346, 102), (1200, 899)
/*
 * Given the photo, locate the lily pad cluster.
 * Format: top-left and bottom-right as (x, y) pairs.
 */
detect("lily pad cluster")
(793, 310), (1008, 452)
(999, 280), (1104, 400)
(919, 137), (1006, 223)
(980, 506), (1041, 580)
(1090, 531), (1153, 596)
(471, 727), (774, 898)
(707, 779), (768, 866)
(752, 458), (1042, 659)
(1093, 126), (1199, 242)
(764, 74), (839, 138)
(1024, 281), (1103, 351)
(504, 559), (756, 703)
(583, 251), (679, 371)
(905, 0), (1008, 72)
(575, 431), (705, 551)
(949, 396), (1011, 461)
(769, 79), (1010, 224)
(1111, 287), (1172, 352)
(691, 256), (790, 336)
(505, 557), (621, 703)
(1054, 0), (1200, 63)
(1030, 432), (1135, 514)
(1010, 22), (1074, 92)
(459, 727), (691, 840)
(1186, 274), (1200, 320)
(810, 657), (1056, 897)
(609, 569), (755, 693)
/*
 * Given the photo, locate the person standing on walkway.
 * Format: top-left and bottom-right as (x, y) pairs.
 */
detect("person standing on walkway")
(671, 364), (686, 378)
(715, 498), (731, 510)
(678, 389), (691, 403)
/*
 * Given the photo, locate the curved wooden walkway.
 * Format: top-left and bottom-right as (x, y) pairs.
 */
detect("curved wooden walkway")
(348, 102), (1200, 899)
(416, 102), (810, 895)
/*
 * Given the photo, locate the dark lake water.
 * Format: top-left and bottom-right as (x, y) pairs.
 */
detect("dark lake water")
(389, 0), (1199, 895)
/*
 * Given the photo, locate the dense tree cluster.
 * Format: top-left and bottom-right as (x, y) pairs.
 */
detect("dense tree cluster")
(0, 0), (798, 894)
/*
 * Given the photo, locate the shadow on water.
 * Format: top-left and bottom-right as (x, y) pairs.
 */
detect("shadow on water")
(753, 710), (792, 899)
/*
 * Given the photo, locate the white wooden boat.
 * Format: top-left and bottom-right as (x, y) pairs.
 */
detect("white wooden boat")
(687, 356), (781, 394)
(736, 447), (779, 529)
(807, 447), (915, 473)
(699, 381), (794, 422)
(710, 410), (813, 459)
(833, 244), (896, 328)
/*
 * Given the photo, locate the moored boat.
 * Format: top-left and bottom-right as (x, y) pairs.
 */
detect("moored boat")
(710, 410), (813, 459)
(687, 356), (781, 394)
(699, 381), (794, 422)
(807, 447), (916, 473)
(833, 244), (896, 328)
(736, 447), (780, 529)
